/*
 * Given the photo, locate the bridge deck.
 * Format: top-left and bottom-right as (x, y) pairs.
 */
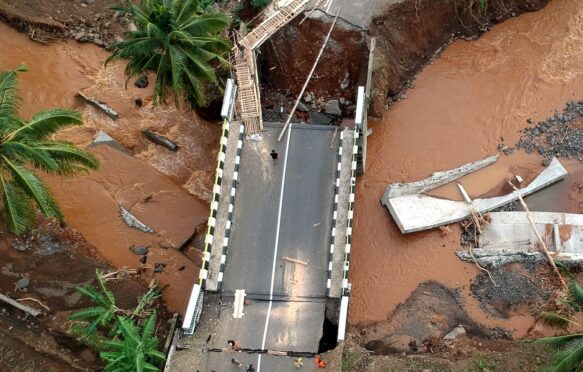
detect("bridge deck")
(212, 123), (339, 371)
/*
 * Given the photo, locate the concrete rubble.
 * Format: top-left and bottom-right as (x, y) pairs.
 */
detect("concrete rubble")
(383, 154), (498, 198)
(120, 206), (155, 233)
(382, 157), (568, 233)
(457, 211), (583, 267)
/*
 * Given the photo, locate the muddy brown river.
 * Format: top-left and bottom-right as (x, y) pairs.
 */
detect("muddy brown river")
(351, 0), (583, 337)
(0, 22), (219, 312)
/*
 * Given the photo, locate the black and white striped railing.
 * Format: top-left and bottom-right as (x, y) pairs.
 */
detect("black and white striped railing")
(342, 129), (359, 296)
(216, 123), (245, 290)
(326, 129), (344, 296)
(199, 119), (230, 288)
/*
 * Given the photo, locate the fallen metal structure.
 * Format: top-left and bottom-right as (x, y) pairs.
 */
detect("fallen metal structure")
(382, 157), (568, 233)
(457, 211), (583, 267)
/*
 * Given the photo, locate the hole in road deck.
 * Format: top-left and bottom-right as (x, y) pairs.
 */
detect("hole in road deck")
(318, 315), (338, 353)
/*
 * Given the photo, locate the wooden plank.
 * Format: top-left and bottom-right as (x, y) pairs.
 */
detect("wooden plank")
(0, 293), (41, 317)
(282, 256), (308, 266)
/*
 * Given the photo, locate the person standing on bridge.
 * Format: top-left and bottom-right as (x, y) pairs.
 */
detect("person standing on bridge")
(231, 358), (243, 368)
(270, 149), (279, 164)
(294, 357), (304, 368)
(228, 339), (240, 351)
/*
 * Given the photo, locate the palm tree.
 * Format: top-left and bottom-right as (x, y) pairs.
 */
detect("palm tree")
(535, 279), (583, 371)
(106, 0), (232, 107)
(100, 314), (166, 371)
(0, 65), (99, 235)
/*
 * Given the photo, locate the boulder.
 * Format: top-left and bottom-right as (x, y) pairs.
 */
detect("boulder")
(324, 100), (342, 116)
(135, 76), (149, 89)
(74, 31), (87, 41)
(296, 102), (309, 112)
(16, 278), (30, 290)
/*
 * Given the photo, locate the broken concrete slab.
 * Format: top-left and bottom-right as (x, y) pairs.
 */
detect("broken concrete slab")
(384, 155), (498, 198)
(120, 206), (154, 233)
(90, 130), (131, 154)
(457, 211), (583, 267)
(443, 325), (466, 340)
(383, 158), (568, 233)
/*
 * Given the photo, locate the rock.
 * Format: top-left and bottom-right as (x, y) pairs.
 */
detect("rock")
(443, 324), (466, 340)
(153, 263), (165, 273)
(296, 102), (308, 112)
(130, 245), (148, 255)
(16, 278), (30, 290)
(340, 72), (350, 90)
(128, 22), (138, 32)
(324, 100), (342, 116)
(118, 16), (129, 25)
(135, 76), (149, 88)
(74, 31), (87, 41)
(303, 92), (313, 103)
(339, 97), (346, 105)
(93, 36), (104, 47)
(103, 21), (112, 28)
(367, 334), (420, 354)
(81, 0), (95, 4)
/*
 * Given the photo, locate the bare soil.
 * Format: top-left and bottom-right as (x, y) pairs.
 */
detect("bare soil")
(343, 335), (553, 371)
(0, 218), (173, 371)
(0, 0), (125, 45)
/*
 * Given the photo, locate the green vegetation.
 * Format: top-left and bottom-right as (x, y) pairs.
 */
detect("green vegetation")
(535, 279), (583, 372)
(475, 355), (496, 371)
(107, 0), (232, 107)
(100, 315), (166, 371)
(251, 0), (271, 9)
(69, 270), (165, 371)
(0, 65), (99, 235)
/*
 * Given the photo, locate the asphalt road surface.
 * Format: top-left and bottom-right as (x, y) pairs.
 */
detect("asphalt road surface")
(212, 123), (338, 371)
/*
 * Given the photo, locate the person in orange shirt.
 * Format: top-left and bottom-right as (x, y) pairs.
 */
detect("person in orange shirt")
(314, 355), (327, 368)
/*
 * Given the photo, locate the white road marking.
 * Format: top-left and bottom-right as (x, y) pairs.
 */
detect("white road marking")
(257, 123), (293, 372)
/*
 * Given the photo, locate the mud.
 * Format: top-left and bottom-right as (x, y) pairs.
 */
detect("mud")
(43, 144), (208, 313)
(0, 0), (125, 45)
(350, 0), (583, 341)
(259, 17), (368, 115)
(362, 281), (510, 355)
(0, 219), (172, 370)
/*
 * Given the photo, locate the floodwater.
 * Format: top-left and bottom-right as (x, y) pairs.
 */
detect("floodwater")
(0, 22), (217, 312)
(351, 0), (583, 338)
